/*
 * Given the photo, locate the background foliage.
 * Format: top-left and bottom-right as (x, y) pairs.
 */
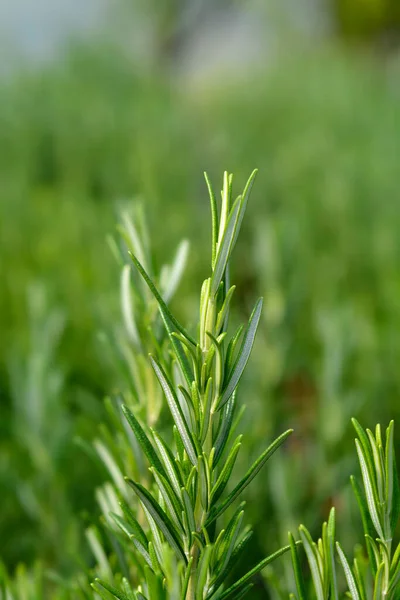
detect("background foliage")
(1, 3), (400, 595)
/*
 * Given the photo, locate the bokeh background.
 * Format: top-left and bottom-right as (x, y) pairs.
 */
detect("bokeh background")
(1, 0), (400, 597)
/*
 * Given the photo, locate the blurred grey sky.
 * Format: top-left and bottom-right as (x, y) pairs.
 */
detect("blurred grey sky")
(0, 0), (108, 64)
(0, 0), (329, 75)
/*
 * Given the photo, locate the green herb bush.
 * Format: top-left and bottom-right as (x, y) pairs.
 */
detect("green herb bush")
(1, 39), (400, 599)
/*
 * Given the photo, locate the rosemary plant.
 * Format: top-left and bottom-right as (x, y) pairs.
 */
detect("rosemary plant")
(87, 205), (191, 582)
(288, 419), (400, 599)
(92, 171), (293, 600)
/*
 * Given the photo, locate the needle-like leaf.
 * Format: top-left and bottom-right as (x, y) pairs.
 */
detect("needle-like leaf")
(218, 298), (263, 409)
(126, 479), (186, 563)
(206, 429), (292, 525)
(150, 356), (198, 466)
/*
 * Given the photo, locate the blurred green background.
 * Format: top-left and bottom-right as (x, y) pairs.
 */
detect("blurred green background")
(1, 0), (400, 597)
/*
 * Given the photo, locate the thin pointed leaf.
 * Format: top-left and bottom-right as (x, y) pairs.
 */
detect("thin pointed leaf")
(161, 311), (194, 386)
(195, 546), (212, 600)
(327, 508), (339, 600)
(151, 430), (183, 499)
(355, 439), (385, 540)
(214, 392), (237, 466)
(122, 405), (166, 477)
(94, 580), (130, 600)
(181, 557), (194, 600)
(200, 377), (213, 444)
(182, 488), (196, 536)
(351, 476), (377, 575)
(126, 479), (186, 563)
(352, 419), (376, 488)
(217, 171), (231, 247)
(110, 513), (152, 568)
(289, 532), (306, 600)
(298, 526), (324, 600)
(206, 429), (292, 525)
(225, 325), (244, 376)
(373, 562), (385, 600)
(204, 172), (218, 268)
(130, 252), (196, 345)
(162, 239), (189, 304)
(150, 356), (198, 466)
(121, 265), (141, 348)
(217, 508), (244, 574)
(150, 467), (184, 535)
(119, 500), (148, 547)
(211, 196), (242, 297)
(230, 169), (258, 252)
(207, 532), (253, 598)
(219, 545), (291, 600)
(210, 437), (242, 504)
(215, 286), (236, 335)
(218, 298), (263, 409)
(336, 543), (361, 600)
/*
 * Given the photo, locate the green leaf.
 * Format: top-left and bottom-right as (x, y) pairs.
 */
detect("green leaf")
(336, 542), (361, 600)
(146, 524), (163, 571)
(150, 356), (198, 466)
(215, 285), (236, 335)
(110, 513), (152, 568)
(180, 557), (194, 600)
(195, 545), (212, 600)
(218, 298), (263, 409)
(162, 239), (189, 304)
(150, 467), (184, 536)
(216, 506), (244, 574)
(161, 311), (194, 387)
(148, 541), (162, 575)
(351, 476), (377, 575)
(355, 439), (385, 540)
(126, 479), (186, 563)
(198, 455), (210, 511)
(130, 252), (196, 345)
(298, 526), (324, 600)
(93, 579), (130, 600)
(204, 172), (218, 268)
(373, 562), (385, 600)
(200, 377), (214, 444)
(217, 172), (232, 247)
(288, 532), (306, 600)
(121, 264), (141, 348)
(225, 583), (254, 600)
(214, 392), (237, 466)
(385, 421), (400, 536)
(206, 333), (224, 399)
(207, 531), (253, 598)
(210, 436), (242, 504)
(390, 450), (400, 536)
(151, 430), (183, 499)
(182, 488), (196, 537)
(230, 169), (258, 252)
(388, 548), (400, 595)
(91, 582), (117, 600)
(327, 508), (339, 600)
(352, 419), (377, 490)
(219, 544), (291, 600)
(224, 325), (244, 376)
(122, 405), (166, 477)
(206, 429), (292, 525)
(211, 196), (242, 297)
(144, 565), (164, 600)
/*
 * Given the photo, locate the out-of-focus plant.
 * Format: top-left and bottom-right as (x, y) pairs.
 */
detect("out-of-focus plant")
(1, 284), (83, 570)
